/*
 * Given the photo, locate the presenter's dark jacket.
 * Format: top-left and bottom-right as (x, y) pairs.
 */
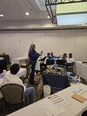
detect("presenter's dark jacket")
(28, 50), (39, 84)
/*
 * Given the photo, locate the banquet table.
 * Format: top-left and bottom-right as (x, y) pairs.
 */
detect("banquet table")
(76, 61), (87, 81)
(8, 83), (87, 116)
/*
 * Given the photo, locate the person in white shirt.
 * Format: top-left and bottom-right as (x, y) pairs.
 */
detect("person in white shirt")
(66, 53), (74, 63)
(66, 53), (74, 72)
(35, 51), (44, 74)
(3, 63), (35, 104)
(62, 53), (67, 60)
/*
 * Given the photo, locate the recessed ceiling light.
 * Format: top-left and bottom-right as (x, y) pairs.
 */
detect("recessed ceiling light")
(0, 14), (4, 17)
(25, 12), (29, 16)
(47, 16), (50, 19)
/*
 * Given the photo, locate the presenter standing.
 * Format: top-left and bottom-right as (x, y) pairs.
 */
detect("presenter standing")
(28, 44), (42, 84)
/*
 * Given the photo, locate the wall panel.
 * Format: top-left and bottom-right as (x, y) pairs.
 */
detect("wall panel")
(0, 29), (87, 61)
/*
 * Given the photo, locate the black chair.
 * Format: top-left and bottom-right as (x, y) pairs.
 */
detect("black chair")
(0, 84), (27, 115)
(56, 59), (66, 66)
(42, 74), (70, 94)
(81, 110), (87, 116)
(66, 62), (74, 72)
(40, 63), (47, 74)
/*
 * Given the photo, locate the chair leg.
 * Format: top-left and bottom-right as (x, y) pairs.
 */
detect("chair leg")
(25, 97), (28, 106)
(2, 99), (6, 116)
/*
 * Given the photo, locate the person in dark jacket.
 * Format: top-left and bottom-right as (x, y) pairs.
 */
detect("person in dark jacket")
(28, 44), (42, 84)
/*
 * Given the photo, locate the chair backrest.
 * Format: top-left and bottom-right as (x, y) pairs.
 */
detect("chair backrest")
(56, 60), (66, 66)
(40, 63), (47, 73)
(0, 84), (24, 104)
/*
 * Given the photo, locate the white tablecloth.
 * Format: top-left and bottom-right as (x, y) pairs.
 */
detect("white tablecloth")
(76, 61), (87, 81)
(12, 56), (28, 65)
(8, 83), (87, 116)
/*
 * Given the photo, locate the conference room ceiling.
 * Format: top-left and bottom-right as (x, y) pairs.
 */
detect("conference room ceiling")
(0, 0), (87, 30)
(0, 0), (48, 21)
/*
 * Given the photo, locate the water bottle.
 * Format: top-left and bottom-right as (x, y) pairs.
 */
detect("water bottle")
(77, 77), (81, 88)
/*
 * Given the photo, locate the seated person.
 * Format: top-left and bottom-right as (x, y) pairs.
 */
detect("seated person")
(62, 53), (67, 60)
(44, 53), (51, 64)
(50, 52), (54, 58)
(50, 52), (59, 60)
(40, 53), (51, 73)
(66, 53), (75, 72)
(3, 63), (35, 104)
(66, 53), (74, 63)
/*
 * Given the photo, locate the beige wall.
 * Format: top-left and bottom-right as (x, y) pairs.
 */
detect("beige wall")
(0, 29), (87, 62)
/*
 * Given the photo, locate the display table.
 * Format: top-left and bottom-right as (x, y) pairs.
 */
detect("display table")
(8, 83), (87, 116)
(12, 56), (28, 65)
(42, 73), (70, 90)
(76, 61), (87, 81)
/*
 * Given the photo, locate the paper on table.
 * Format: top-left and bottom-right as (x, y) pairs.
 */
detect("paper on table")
(39, 104), (65, 116)
(39, 95), (69, 116)
(80, 90), (87, 99)
(73, 88), (87, 99)
(48, 95), (69, 108)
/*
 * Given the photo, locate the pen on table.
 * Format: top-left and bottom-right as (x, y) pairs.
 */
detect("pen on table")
(52, 98), (62, 102)
(48, 94), (56, 99)
(49, 96), (60, 100)
(54, 99), (64, 104)
(48, 95), (59, 100)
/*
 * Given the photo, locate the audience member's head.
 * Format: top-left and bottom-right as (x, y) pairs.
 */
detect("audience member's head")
(51, 52), (53, 55)
(50, 52), (54, 57)
(47, 53), (51, 57)
(62, 53), (67, 60)
(69, 53), (72, 58)
(10, 63), (20, 74)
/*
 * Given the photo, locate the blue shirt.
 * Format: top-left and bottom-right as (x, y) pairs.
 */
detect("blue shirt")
(29, 50), (39, 62)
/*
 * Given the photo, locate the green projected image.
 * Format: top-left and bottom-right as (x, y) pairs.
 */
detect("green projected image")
(56, 2), (87, 14)
(56, 1), (87, 25)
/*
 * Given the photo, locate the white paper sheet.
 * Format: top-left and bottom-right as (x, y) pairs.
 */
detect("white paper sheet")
(39, 94), (69, 116)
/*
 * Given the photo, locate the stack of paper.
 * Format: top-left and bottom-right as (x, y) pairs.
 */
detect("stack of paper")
(72, 88), (87, 103)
